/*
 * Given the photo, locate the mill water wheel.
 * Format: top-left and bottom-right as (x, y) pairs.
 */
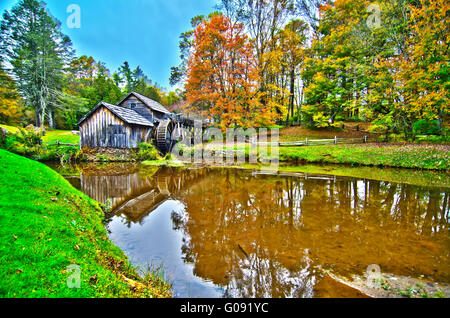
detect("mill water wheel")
(156, 120), (176, 154)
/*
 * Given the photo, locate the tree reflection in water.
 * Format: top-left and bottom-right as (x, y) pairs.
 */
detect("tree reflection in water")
(70, 164), (449, 298)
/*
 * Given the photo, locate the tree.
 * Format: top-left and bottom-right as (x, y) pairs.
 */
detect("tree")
(394, 0), (448, 131)
(278, 19), (308, 123)
(170, 15), (205, 86)
(186, 13), (276, 129)
(70, 55), (96, 83)
(59, 56), (126, 129)
(301, 0), (367, 127)
(364, 0), (448, 140)
(225, 0), (295, 96)
(0, 62), (22, 124)
(0, 0), (74, 129)
(301, 0), (395, 128)
(161, 90), (183, 107)
(119, 61), (134, 93)
(295, 0), (331, 32)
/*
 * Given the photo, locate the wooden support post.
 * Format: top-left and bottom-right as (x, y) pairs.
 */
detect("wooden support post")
(305, 138), (308, 146)
(334, 136), (338, 144)
(364, 136), (368, 143)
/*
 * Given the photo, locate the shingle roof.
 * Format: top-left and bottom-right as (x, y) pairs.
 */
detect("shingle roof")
(103, 102), (154, 126)
(120, 92), (172, 115)
(77, 102), (154, 127)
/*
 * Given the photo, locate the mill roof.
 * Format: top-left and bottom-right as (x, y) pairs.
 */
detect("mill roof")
(77, 101), (154, 127)
(119, 91), (172, 115)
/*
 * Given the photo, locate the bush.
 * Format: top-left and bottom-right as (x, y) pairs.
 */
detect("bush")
(416, 135), (450, 144)
(137, 142), (160, 161)
(413, 119), (441, 136)
(0, 128), (81, 162)
(16, 125), (43, 147)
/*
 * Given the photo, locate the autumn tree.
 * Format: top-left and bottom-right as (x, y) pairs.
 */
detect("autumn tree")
(301, 0), (371, 127)
(185, 13), (277, 129)
(390, 0), (448, 134)
(277, 19), (308, 123)
(0, 62), (22, 124)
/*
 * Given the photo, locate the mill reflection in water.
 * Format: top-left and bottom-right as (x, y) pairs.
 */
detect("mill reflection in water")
(61, 163), (450, 298)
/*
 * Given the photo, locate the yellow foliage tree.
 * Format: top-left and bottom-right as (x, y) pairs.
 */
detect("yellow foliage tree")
(0, 64), (22, 124)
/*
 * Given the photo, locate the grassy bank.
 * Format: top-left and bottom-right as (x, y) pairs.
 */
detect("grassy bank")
(237, 163), (450, 188)
(0, 149), (171, 298)
(276, 143), (450, 171)
(195, 142), (449, 171)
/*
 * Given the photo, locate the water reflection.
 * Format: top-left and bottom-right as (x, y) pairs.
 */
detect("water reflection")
(55, 163), (450, 298)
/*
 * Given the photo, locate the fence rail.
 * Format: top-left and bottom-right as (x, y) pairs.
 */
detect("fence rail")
(253, 136), (370, 147)
(43, 141), (78, 147)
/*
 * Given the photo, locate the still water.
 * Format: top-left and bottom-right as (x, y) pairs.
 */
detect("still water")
(51, 163), (449, 298)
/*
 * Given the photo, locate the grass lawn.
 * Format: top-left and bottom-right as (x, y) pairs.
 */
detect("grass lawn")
(1, 125), (80, 145)
(42, 130), (80, 145)
(194, 139), (449, 170)
(0, 124), (20, 134)
(277, 143), (450, 170)
(0, 149), (171, 298)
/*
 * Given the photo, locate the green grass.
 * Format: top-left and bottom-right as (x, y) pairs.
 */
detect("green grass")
(0, 124), (20, 134)
(42, 130), (80, 145)
(189, 142), (449, 171)
(275, 144), (450, 171)
(0, 149), (171, 298)
(1, 126), (80, 145)
(141, 159), (185, 167)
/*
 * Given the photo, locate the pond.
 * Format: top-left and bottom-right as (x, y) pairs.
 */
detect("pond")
(48, 162), (450, 298)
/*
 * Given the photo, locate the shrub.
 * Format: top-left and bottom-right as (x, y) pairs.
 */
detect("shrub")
(413, 119), (441, 136)
(137, 142), (160, 161)
(16, 125), (43, 147)
(313, 113), (330, 128)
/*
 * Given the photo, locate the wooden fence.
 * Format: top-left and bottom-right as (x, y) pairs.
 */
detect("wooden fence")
(253, 136), (370, 147)
(43, 141), (78, 147)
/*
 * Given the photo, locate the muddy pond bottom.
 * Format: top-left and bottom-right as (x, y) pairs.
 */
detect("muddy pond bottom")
(51, 163), (450, 298)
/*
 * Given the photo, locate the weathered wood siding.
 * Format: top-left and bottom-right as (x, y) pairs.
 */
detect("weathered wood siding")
(119, 96), (166, 121)
(80, 106), (152, 148)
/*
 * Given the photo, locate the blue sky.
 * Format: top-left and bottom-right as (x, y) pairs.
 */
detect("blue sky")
(0, 0), (217, 89)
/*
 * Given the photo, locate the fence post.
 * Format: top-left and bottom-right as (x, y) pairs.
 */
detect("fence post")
(334, 136), (338, 145)
(363, 136), (368, 143)
(56, 140), (60, 147)
(305, 138), (308, 146)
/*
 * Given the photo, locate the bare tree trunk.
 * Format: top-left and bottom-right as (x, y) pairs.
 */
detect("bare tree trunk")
(289, 68), (295, 124)
(48, 108), (55, 129)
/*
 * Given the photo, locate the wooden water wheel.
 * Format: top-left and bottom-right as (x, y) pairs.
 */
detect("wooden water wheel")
(156, 120), (176, 154)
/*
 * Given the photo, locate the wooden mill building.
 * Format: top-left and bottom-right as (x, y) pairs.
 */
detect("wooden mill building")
(78, 92), (172, 149)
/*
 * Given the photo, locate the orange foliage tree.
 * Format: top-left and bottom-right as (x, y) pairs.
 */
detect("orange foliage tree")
(185, 13), (277, 130)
